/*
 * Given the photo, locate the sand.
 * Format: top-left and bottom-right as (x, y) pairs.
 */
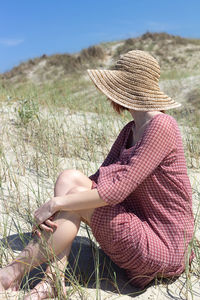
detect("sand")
(0, 102), (199, 299)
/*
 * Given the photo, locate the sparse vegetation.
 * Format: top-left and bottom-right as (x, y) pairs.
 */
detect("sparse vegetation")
(0, 45), (106, 85)
(186, 87), (200, 111)
(0, 32), (200, 299)
(1, 32), (200, 85)
(113, 32), (200, 76)
(15, 98), (39, 127)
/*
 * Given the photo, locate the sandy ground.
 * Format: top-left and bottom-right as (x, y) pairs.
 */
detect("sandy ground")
(0, 102), (199, 299)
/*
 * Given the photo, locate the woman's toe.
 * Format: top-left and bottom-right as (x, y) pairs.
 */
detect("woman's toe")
(23, 280), (55, 300)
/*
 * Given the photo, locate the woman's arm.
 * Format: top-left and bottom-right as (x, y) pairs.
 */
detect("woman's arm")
(56, 189), (107, 211)
(33, 189), (106, 226)
(95, 115), (177, 206)
(33, 122), (130, 228)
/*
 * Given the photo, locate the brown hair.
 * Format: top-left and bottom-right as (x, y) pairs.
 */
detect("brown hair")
(108, 98), (165, 114)
(108, 98), (128, 114)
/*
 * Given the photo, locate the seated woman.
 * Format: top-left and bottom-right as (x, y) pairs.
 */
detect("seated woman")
(0, 50), (194, 299)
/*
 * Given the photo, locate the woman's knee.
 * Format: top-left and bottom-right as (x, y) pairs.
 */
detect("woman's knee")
(56, 169), (92, 189)
(56, 169), (79, 184)
(56, 169), (89, 186)
(55, 169), (92, 196)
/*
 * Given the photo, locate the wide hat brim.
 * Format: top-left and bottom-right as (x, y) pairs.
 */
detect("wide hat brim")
(87, 69), (181, 111)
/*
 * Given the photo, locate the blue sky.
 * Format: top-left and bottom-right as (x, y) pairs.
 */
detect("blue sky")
(0, 0), (200, 72)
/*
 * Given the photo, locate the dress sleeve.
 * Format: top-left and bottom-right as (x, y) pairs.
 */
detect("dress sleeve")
(96, 115), (177, 206)
(89, 122), (130, 183)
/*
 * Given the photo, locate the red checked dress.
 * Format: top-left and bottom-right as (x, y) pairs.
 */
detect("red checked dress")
(89, 113), (194, 289)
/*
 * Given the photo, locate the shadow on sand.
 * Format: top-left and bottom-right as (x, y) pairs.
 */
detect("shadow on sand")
(0, 232), (161, 297)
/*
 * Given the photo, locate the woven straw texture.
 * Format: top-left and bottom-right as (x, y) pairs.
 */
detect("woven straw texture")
(88, 50), (181, 111)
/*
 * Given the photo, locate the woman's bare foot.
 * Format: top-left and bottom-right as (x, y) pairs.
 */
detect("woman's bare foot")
(0, 280), (5, 292)
(23, 280), (55, 300)
(0, 266), (21, 292)
(23, 275), (66, 300)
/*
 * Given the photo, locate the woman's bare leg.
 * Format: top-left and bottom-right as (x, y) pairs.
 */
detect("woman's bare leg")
(0, 169), (95, 297)
(30, 170), (94, 297)
(0, 210), (81, 291)
(24, 173), (94, 300)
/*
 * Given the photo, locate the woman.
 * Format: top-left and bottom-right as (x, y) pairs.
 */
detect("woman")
(0, 50), (194, 299)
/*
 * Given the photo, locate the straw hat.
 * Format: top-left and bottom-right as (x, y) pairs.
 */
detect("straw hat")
(87, 50), (181, 111)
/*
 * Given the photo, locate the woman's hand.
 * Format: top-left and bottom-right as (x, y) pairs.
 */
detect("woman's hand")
(34, 198), (57, 225)
(32, 215), (58, 237)
(32, 197), (61, 237)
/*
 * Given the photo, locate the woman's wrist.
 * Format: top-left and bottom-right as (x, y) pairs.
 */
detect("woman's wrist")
(53, 196), (66, 212)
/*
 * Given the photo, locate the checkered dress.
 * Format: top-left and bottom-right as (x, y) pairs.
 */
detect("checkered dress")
(89, 113), (194, 289)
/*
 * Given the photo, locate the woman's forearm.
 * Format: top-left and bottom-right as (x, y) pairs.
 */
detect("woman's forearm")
(55, 188), (108, 212)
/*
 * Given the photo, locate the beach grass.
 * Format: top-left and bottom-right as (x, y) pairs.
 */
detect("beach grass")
(0, 75), (200, 299)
